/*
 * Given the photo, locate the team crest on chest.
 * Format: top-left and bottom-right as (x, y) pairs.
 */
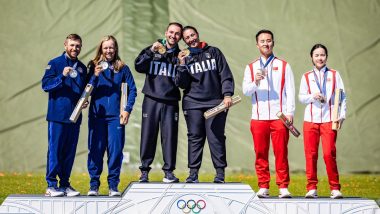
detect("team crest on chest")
(77, 67), (83, 73)
(205, 53), (211, 58)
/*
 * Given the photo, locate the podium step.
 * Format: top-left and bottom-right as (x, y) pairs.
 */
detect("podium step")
(1, 182), (379, 213)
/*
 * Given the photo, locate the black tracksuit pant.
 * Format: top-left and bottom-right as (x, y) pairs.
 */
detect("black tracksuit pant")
(184, 108), (228, 170)
(139, 96), (179, 172)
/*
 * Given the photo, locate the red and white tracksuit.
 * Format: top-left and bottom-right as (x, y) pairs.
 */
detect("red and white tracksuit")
(299, 66), (346, 191)
(242, 56), (295, 188)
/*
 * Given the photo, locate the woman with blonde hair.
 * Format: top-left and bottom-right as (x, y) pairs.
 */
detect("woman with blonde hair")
(86, 35), (137, 196)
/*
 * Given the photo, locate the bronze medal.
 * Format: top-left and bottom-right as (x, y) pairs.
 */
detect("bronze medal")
(257, 68), (267, 76)
(320, 96), (326, 104)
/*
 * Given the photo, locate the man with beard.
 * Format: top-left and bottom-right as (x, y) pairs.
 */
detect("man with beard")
(135, 22), (183, 183)
(42, 34), (88, 197)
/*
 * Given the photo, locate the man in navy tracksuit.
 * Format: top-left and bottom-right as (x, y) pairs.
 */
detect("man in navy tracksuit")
(42, 34), (88, 197)
(176, 26), (234, 183)
(134, 22), (183, 183)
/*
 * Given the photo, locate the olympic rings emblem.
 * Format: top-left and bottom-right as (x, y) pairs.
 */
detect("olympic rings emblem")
(177, 199), (206, 213)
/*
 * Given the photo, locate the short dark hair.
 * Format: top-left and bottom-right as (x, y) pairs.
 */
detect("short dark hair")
(167, 22), (183, 31)
(255, 29), (274, 42)
(65, 34), (82, 43)
(310, 43), (328, 57)
(182, 26), (199, 36)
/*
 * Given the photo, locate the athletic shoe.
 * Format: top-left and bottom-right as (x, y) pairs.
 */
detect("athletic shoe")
(213, 175), (225, 183)
(109, 188), (121, 197)
(330, 190), (343, 199)
(305, 189), (318, 198)
(87, 188), (99, 196)
(186, 169), (199, 183)
(139, 171), (149, 183)
(63, 186), (80, 197)
(279, 188), (292, 198)
(256, 188), (269, 198)
(163, 171), (179, 183)
(45, 187), (64, 197)
(213, 168), (225, 183)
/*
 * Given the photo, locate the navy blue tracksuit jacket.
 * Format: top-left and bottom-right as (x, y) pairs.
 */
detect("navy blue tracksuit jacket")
(42, 52), (88, 188)
(175, 43), (234, 170)
(87, 61), (137, 190)
(135, 40), (181, 172)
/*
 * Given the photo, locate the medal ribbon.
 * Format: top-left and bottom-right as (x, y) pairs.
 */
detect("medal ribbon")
(64, 53), (78, 70)
(313, 67), (328, 97)
(188, 42), (207, 55)
(160, 38), (177, 53)
(166, 47), (176, 53)
(188, 47), (202, 55)
(259, 54), (274, 70)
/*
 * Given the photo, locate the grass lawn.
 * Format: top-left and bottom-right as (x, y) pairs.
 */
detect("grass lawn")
(0, 171), (379, 205)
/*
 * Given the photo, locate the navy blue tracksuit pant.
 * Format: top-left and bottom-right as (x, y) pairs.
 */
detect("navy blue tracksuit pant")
(46, 121), (80, 188)
(88, 116), (125, 190)
(139, 96), (179, 172)
(184, 108), (228, 169)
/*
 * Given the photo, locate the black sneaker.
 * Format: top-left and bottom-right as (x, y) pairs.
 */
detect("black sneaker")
(163, 171), (179, 183)
(213, 174), (225, 183)
(185, 169), (199, 183)
(213, 168), (225, 183)
(139, 171), (149, 183)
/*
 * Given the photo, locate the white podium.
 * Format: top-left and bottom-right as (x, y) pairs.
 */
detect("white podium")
(1, 182), (379, 214)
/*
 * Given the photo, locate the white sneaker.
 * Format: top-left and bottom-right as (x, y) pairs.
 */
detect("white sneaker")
(256, 188), (269, 198)
(87, 189), (99, 196)
(63, 186), (80, 197)
(109, 189), (121, 197)
(305, 189), (318, 198)
(330, 190), (343, 199)
(279, 188), (292, 198)
(45, 187), (64, 197)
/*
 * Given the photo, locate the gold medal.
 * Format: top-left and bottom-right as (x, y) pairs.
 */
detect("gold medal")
(180, 49), (190, 57)
(157, 44), (166, 54)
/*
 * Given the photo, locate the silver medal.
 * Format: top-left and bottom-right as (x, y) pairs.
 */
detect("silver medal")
(69, 69), (78, 78)
(100, 61), (109, 70)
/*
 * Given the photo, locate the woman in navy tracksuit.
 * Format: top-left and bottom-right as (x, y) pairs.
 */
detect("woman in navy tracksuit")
(176, 26), (234, 183)
(86, 35), (137, 196)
